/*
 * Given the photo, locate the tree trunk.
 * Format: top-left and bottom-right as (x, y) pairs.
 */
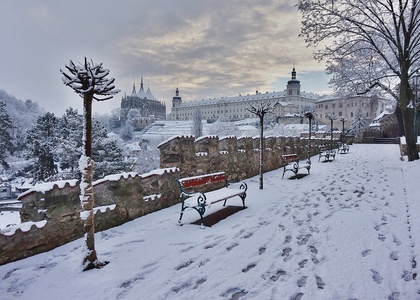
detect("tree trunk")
(400, 75), (419, 161)
(81, 94), (98, 269)
(395, 106), (405, 136)
(401, 106), (419, 160)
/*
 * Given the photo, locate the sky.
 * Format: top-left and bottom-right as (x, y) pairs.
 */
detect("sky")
(1, 144), (419, 299)
(0, 0), (331, 117)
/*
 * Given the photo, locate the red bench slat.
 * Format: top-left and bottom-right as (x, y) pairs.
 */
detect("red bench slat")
(180, 173), (226, 189)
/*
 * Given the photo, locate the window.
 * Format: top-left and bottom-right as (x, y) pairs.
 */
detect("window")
(351, 112), (353, 117)
(325, 105), (328, 109)
(339, 103), (343, 108)
(332, 104), (336, 109)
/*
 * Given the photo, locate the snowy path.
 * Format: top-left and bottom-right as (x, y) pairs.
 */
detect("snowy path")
(0, 144), (419, 300)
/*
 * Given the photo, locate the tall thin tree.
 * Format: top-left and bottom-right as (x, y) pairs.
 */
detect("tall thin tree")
(61, 58), (120, 270)
(247, 102), (273, 189)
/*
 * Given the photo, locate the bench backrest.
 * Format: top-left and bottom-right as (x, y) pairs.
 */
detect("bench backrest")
(179, 172), (227, 193)
(282, 154), (298, 164)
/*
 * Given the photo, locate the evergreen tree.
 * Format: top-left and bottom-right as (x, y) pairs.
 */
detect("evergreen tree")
(26, 112), (59, 182)
(0, 101), (14, 169)
(348, 106), (369, 138)
(57, 108), (83, 179)
(91, 119), (130, 179)
(120, 122), (134, 141)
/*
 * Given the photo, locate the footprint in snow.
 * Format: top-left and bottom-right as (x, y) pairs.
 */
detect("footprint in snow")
(371, 269), (383, 284)
(297, 276), (307, 287)
(390, 251), (399, 261)
(269, 269), (287, 282)
(298, 259), (308, 268)
(175, 259), (194, 271)
(316, 276), (326, 289)
(378, 234), (386, 241)
(282, 247), (292, 257)
(242, 263), (256, 273)
(290, 292), (304, 300)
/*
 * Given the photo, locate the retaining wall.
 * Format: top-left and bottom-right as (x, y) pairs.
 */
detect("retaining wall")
(1, 135), (338, 265)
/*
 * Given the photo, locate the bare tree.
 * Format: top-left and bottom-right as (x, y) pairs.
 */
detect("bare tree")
(298, 0), (420, 161)
(247, 102), (273, 189)
(192, 107), (203, 138)
(61, 58), (120, 270)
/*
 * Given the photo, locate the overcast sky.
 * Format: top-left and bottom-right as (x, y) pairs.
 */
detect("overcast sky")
(0, 0), (331, 116)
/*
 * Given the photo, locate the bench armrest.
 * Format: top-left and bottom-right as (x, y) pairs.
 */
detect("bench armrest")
(227, 181), (248, 193)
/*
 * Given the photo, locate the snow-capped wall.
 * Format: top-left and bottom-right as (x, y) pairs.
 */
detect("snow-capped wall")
(158, 135), (338, 180)
(0, 168), (180, 265)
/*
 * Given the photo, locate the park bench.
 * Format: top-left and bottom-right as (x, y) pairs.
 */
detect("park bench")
(281, 154), (311, 178)
(338, 143), (350, 154)
(318, 146), (336, 162)
(176, 172), (247, 227)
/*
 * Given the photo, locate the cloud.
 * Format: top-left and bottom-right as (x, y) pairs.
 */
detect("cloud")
(0, 0), (330, 116)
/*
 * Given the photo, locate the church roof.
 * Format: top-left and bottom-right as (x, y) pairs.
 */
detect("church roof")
(146, 87), (155, 100)
(138, 85), (147, 99)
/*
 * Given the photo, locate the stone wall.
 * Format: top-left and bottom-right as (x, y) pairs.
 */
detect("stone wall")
(0, 168), (180, 265)
(1, 135), (338, 265)
(158, 135), (338, 180)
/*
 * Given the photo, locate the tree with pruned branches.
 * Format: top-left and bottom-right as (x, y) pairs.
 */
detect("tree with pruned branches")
(247, 102), (273, 189)
(61, 58), (120, 270)
(298, 0), (420, 161)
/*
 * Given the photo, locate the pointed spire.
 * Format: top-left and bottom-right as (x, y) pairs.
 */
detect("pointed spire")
(138, 75), (146, 99)
(131, 81), (137, 96)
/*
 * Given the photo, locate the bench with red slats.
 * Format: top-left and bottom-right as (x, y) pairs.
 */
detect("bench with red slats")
(281, 154), (311, 178)
(177, 172), (247, 227)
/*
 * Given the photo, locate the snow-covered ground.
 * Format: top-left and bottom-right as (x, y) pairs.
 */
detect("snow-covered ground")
(0, 144), (419, 300)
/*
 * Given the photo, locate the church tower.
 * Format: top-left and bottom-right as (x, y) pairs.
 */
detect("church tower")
(286, 67), (301, 97)
(172, 87), (182, 108)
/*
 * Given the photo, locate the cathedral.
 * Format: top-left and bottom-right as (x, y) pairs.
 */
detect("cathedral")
(120, 77), (166, 125)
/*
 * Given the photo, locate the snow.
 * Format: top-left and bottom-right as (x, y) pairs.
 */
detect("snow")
(0, 144), (419, 299)
(1, 220), (47, 236)
(17, 179), (78, 200)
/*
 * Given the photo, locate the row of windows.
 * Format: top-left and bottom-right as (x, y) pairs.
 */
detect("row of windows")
(317, 102), (366, 109)
(318, 111), (369, 119)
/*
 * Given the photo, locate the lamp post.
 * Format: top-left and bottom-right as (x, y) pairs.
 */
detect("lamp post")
(304, 111), (314, 160)
(326, 113), (338, 144)
(339, 117), (347, 143)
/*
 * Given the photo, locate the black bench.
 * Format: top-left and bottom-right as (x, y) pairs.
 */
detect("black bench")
(281, 154), (311, 178)
(338, 143), (350, 154)
(177, 172), (247, 227)
(318, 146), (336, 162)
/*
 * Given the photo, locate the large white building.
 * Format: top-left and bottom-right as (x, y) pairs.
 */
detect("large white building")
(169, 68), (319, 121)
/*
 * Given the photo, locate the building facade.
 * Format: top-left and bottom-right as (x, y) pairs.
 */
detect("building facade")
(315, 95), (390, 128)
(120, 77), (166, 127)
(169, 68), (319, 121)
